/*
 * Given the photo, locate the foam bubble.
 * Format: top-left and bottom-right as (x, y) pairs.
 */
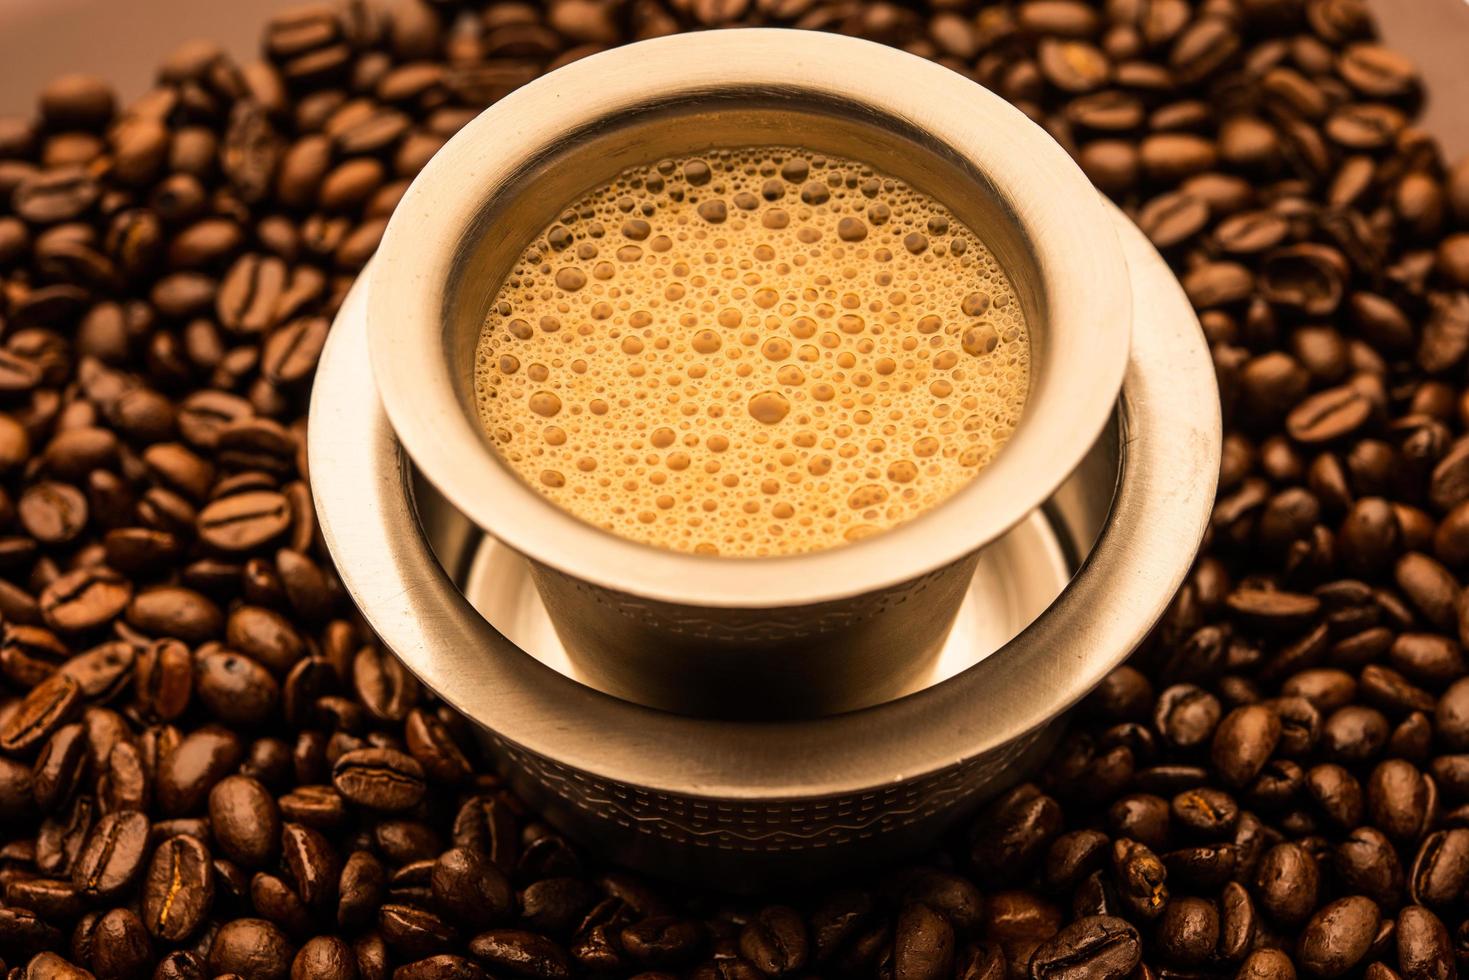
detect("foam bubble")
(473, 146), (1030, 557)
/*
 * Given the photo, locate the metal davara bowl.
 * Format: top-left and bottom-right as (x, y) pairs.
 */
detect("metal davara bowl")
(309, 192), (1218, 887)
(360, 29), (1136, 718)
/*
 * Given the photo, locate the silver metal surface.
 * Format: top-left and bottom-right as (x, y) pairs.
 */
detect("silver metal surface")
(450, 504), (1075, 695)
(364, 29), (1134, 717)
(309, 205), (1218, 889)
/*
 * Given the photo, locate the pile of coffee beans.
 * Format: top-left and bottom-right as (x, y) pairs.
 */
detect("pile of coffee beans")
(2, 0), (1469, 977)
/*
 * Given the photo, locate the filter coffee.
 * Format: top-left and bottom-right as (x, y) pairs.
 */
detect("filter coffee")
(473, 147), (1030, 557)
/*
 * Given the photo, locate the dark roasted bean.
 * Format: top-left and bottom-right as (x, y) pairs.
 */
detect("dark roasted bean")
(208, 774), (279, 868)
(467, 929), (571, 980)
(133, 639), (191, 721)
(353, 646), (419, 724)
(141, 834), (213, 942)
(206, 917), (294, 980)
(155, 726), (242, 816)
(1211, 704), (1281, 787)
(39, 568), (131, 633)
(1, 673), (82, 754)
(333, 748), (426, 812)
(1410, 829), (1469, 906)
(338, 849), (387, 932)
(31, 722), (88, 813)
(281, 821), (338, 912)
(195, 650), (279, 728)
(72, 809), (149, 899)
(196, 491), (292, 552)
(431, 847), (512, 930)
(380, 903), (458, 959)
(91, 907), (153, 980)
(1298, 895), (1380, 978)
(1255, 841), (1320, 926)
(1028, 915), (1138, 979)
(970, 783), (1062, 881)
(290, 935), (357, 980)
(393, 955), (489, 980)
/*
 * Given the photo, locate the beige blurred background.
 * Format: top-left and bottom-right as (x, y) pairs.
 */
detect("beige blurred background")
(0, 0), (1467, 157)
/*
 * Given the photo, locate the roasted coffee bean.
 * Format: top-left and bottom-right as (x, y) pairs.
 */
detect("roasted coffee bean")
(430, 847), (512, 930)
(1298, 895), (1381, 977)
(1, 673), (82, 754)
(1306, 763), (1366, 829)
(124, 587), (221, 643)
(1367, 760), (1432, 842)
(1110, 838), (1167, 921)
(1288, 385), (1374, 443)
(1255, 841), (1320, 926)
(1335, 827), (1404, 911)
(1396, 904), (1453, 980)
(970, 783), (1062, 881)
(467, 929), (571, 980)
(13, 167), (101, 225)
(206, 917), (294, 980)
(217, 254), (287, 335)
(338, 849), (387, 933)
(36, 794), (95, 875)
(207, 774), (279, 868)
(21, 951), (94, 979)
(516, 876), (593, 937)
(353, 646), (419, 724)
(379, 904), (458, 959)
(1108, 794), (1169, 851)
(152, 951), (204, 980)
(1156, 896), (1219, 968)
(1154, 684), (1222, 748)
(100, 740), (149, 813)
(133, 639), (191, 721)
(19, 482), (88, 545)
(196, 491), (292, 552)
(261, 318), (329, 386)
(195, 650), (279, 728)
(59, 642), (136, 704)
(4, 876), (83, 921)
(1137, 192), (1208, 250)
(251, 870), (313, 937)
(39, 568), (131, 633)
(225, 605), (304, 675)
(72, 809), (149, 899)
(290, 935), (356, 980)
(1411, 829), (1469, 906)
(31, 722), (88, 812)
(333, 748), (426, 812)
(1211, 704), (1281, 787)
(729, 905), (805, 976)
(281, 821), (338, 912)
(90, 907), (153, 980)
(155, 726), (242, 816)
(393, 955), (489, 980)
(280, 783), (346, 829)
(619, 916), (706, 969)
(1028, 915), (1138, 979)
(141, 835), (213, 942)
(450, 795), (518, 874)
(404, 709), (471, 786)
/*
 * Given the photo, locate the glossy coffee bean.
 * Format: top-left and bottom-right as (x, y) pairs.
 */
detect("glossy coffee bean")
(72, 809), (149, 899)
(142, 834), (213, 941)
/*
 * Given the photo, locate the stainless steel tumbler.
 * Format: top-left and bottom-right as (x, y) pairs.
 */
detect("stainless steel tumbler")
(364, 29), (1134, 718)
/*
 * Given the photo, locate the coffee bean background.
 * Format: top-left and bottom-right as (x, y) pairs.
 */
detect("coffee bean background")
(2, 0), (1469, 978)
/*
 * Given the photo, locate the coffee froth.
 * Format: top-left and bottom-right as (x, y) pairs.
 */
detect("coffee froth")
(473, 147), (1030, 556)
